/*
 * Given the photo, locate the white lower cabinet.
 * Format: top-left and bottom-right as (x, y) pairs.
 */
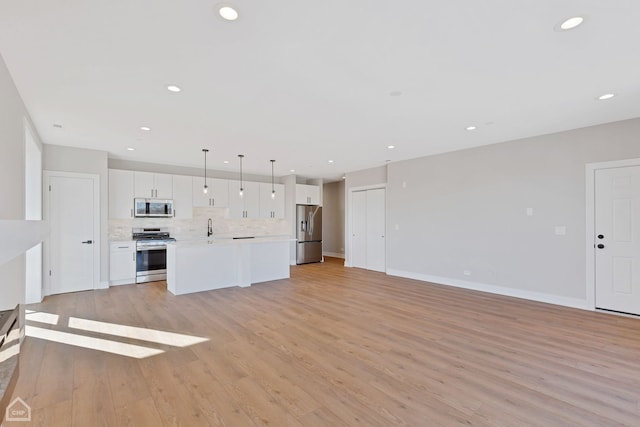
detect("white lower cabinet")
(110, 241), (136, 285)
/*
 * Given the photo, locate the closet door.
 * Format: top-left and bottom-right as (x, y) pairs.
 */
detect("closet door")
(351, 191), (368, 269)
(366, 188), (386, 272)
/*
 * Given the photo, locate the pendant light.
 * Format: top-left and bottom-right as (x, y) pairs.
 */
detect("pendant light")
(202, 148), (209, 194)
(238, 154), (244, 196)
(270, 160), (276, 198)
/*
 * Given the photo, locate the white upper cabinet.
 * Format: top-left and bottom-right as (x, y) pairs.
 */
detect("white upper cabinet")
(295, 184), (321, 205)
(259, 183), (285, 219)
(193, 177), (229, 208)
(228, 181), (260, 218)
(172, 175), (193, 219)
(134, 172), (173, 198)
(109, 169), (134, 219)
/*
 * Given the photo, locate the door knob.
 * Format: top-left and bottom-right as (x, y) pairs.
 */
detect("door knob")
(597, 234), (604, 239)
(597, 244), (605, 249)
(82, 240), (93, 244)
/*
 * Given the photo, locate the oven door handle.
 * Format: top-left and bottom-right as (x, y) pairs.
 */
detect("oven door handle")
(137, 246), (166, 251)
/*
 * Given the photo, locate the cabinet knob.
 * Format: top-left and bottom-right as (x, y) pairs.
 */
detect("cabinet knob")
(597, 244), (605, 249)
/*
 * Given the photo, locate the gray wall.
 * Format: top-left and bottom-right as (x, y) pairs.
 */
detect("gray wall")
(43, 145), (109, 284)
(322, 180), (345, 257)
(386, 118), (640, 303)
(0, 54), (43, 311)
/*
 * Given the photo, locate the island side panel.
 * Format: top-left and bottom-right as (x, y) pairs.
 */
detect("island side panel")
(250, 240), (290, 284)
(167, 243), (241, 295)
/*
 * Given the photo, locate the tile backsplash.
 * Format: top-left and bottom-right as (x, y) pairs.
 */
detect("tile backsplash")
(109, 207), (290, 241)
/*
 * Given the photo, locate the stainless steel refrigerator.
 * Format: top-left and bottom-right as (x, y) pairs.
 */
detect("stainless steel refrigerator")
(296, 205), (322, 264)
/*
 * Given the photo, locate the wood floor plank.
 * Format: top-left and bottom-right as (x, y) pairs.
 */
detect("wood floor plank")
(7, 257), (640, 426)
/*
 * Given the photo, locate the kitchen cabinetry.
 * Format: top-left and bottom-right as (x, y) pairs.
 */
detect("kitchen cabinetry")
(109, 169), (134, 219)
(134, 172), (173, 198)
(259, 183), (285, 218)
(172, 175), (193, 219)
(193, 177), (229, 208)
(296, 184), (321, 205)
(109, 241), (136, 285)
(228, 181), (260, 218)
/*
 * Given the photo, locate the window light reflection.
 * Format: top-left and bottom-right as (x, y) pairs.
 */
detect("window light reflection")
(67, 317), (209, 347)
(25, 325), (164, 359)
(25, 311), (60, 325)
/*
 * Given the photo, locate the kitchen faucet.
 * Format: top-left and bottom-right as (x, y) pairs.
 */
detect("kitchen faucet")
(207, 218), (213, 237)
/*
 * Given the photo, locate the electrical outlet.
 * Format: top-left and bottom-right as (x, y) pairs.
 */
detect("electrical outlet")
(463, 270), (471, 276)
(526, 208), (533, 216)
(402, 181), (407, 189)
(554, 226), (567, 236)
(394, 224), (399, 231)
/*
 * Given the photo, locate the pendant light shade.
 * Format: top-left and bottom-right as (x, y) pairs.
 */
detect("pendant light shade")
(270, 160), (276, 199)
(238, 154), (244, 196)
(202, 149), (209, 194)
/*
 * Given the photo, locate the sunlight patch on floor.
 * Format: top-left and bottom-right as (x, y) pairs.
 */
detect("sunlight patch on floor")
(25, 311), (59, 325)
(25, 325), (164, 359)
(67, 317), (209, 347)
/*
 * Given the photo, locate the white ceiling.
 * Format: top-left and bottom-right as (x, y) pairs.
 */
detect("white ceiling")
(1, 1), (639, 181)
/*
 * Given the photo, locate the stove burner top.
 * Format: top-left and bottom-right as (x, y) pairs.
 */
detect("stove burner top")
(132, 227), (173, 241)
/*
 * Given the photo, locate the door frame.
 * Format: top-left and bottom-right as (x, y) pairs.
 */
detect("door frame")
(345, 184), (386, 269)
(43, 170), (101, 296)
(585, 157), (640, 311)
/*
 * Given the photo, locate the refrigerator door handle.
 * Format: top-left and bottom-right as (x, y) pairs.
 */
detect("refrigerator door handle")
(308, 213), (313, 235)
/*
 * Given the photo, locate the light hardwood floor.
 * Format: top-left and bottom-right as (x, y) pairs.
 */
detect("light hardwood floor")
(6, 257), (640, 426)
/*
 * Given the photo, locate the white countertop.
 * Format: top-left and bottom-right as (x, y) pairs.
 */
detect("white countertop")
(168, 236), (295, 248)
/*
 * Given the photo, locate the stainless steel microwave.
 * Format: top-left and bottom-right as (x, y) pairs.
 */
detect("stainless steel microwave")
(134, 198), (174, 218)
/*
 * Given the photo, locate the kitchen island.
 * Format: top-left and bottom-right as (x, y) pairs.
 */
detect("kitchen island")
(166, 236), (293, 295)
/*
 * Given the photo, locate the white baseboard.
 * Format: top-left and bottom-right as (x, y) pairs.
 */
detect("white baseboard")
(323, 252), (345, 259)
(386, 269), (590, 311)
(98, 281), (110, 289)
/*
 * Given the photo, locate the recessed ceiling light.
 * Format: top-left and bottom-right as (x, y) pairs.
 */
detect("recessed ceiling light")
(140, 126), (151, 131)
(167, 85), (181, 93)
(223, 160), (229, 164)
(597, 93), (615, 101)
(342, 175), (346, 180)
(219, 6), (239, 21)
(466, 126), (477, 131)
(290, 169), (296, 173)
(387, 145), (395, 149)
(328, 160), (334, 163)
(127, 147), (135, 151)
(559, 16), (584, 31)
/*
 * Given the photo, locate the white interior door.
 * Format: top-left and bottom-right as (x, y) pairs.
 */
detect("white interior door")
(594, 165), (640, 315)
(49, 174), (97, 294)
(366, 188), (386, 272)
(351, 191), (367, 269)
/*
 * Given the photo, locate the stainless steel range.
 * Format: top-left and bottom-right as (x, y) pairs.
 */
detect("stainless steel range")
(132, 227), (175, 283)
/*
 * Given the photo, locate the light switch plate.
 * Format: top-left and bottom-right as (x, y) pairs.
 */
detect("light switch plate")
(554, 226), (567, 236)
(394, 224), (399, 231)
(526, 208), (533, 216)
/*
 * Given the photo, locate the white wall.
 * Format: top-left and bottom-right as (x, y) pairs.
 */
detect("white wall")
(43, 145), (109, 284)
(386, 118), (640, 307)
(0, 53), (44, 312)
